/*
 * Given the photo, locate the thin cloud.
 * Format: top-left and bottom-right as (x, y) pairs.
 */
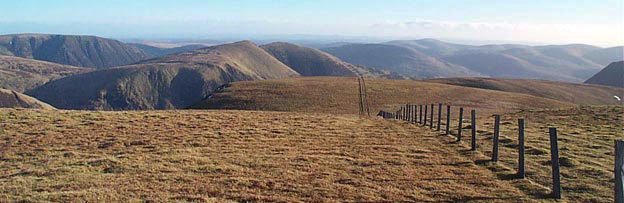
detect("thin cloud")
(370, 20), (623, 46)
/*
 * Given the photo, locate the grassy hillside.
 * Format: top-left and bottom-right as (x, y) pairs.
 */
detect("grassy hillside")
(138, 40), (298, 79)
(0, 34), (148, 69)
(426, 77), (623, 105)
(189, 77), (573, 115)
(0, 88), (55, 109)
(0, 109), (536, 202)
(261, 42), (357, 77)
(0, 55), (90, 92)
(446, 105), (623, 202)
(585, 61), (624, 88)
(27, 41), (299, 110)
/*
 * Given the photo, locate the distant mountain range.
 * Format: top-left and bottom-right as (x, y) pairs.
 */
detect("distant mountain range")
(585, 61), (624, 88)
(0, 33), (621, 110)
(323, 39), (622, 82)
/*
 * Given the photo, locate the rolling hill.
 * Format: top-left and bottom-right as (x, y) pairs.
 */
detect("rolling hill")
(0, 55), (91, 92)
(189, 77), (573, 115)
(426, 77), (623, 105)
(583, 46), (624, 65)
(326, 39), (621, 82)
(584, 61), (624, 88)
(129, 43), (207, 58)
(0, 34), (148, 69)
(27, 41), (299, 110)
(0, 88), (55, 109)
(321, 44), (483, 78)
(261, 42), (358, 77)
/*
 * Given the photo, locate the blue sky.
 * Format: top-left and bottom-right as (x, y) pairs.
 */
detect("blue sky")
(1, 0), (622, 46)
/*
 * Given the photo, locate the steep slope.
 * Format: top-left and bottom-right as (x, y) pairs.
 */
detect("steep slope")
(260, 42), (358, 77)
(28, 41), (299, 110)
(0, 34), (149, 69)
(189, 77), (573, 115)
(0, 88), (55, 109)
(426, 77), (623, 105)
(129, 43), (207, 58)
(583, 46), (624, 65)
(584, 61), (624, 88)
(321, 44), (482, 78)
(0, 55), (91, 92)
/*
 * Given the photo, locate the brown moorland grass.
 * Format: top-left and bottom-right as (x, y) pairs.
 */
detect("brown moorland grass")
(0, 109), (541, 202)
(425, 77), (624, 105)
(190, 77), (574, 116)
(429, 105), (623, 202)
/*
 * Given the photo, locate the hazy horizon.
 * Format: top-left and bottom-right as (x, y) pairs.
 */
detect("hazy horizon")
(2, 0), (623, 47)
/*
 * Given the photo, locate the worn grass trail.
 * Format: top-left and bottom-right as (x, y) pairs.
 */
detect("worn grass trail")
(0, 109), (534, 202)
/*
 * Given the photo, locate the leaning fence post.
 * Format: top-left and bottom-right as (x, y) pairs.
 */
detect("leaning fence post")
(471, 110), (477, 151)
(445, 105), (451, 135)
(492, 115), (500, 162)
(549, 128), (561, 199)
(518, 119), (525, 178)
(457, 107), (463, 141)
(616, 140), (624, 203)
(424, 104), (428, 126)
(430, 104), (434, 129)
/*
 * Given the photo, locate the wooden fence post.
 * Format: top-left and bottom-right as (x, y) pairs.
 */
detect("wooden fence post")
(445, 105), (451, 135)
(430, 104), (434, 129)
(408, 105), (411, 122)
(457, 107), (463, 141)
(437, 104), (442, 131)
(424, 104), (428, 126)
(412, 104), (418, 123)
(471, 110), (477, 151)
(518, 119), (525, 178)
(492, 115), (500, 162)
(419, 104), (423, 124)
(410, 105), (414, 123)
(549, 128), (561, 199)
(616, 140), (624, 203)
(405, 104), (409, 121)
(404, 105), (408, 120)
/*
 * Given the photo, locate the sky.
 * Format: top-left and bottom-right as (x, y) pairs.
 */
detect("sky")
(1, 0), (623, 46)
